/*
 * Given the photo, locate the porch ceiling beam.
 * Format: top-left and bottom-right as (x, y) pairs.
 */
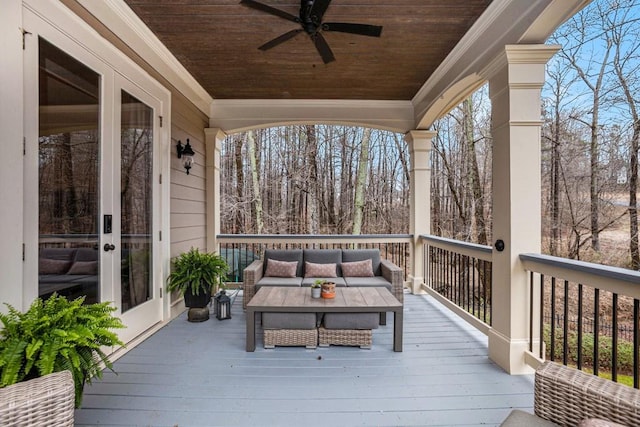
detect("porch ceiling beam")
(209, 99), (415, 134)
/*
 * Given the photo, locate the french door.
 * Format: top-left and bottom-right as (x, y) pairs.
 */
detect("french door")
(24, 6), (167, 344)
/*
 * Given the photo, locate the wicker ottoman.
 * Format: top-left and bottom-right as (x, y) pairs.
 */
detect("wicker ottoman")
(318, 326), (372, 349)
(319, 312), (379, 349)
(264, 328), (318, 349)
(262, 312), (318, 349)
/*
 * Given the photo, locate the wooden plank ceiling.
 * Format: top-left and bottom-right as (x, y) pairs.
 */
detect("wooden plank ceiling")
(123, 0), (493, 100)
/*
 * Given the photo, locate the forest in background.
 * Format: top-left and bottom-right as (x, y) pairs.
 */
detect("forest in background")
(220, 0), (640, 270)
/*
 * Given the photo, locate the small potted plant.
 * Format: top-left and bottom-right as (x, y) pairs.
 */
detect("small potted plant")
(311, 280), (322, 298)
(166, 248), (229, 321)
(321, 280), (336, 299)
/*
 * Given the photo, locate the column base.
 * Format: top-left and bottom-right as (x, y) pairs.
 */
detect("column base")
(407, 276), (427, 295)
(487, 328), (535, 375)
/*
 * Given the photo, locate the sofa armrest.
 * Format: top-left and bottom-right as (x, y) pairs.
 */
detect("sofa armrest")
(242, 259), (263, 309)
(534, 361), (640, 426)
(380, 259), (403, 303)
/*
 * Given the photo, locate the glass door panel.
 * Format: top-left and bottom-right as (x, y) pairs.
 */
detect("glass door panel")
(120, 91), (153, 312)
(38, 38), (100, 304)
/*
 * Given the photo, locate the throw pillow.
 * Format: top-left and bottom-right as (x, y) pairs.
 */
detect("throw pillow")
(67, 261), (98, 275)
(341, 259), (374, 277)
(264, 259), (298, 278)
(304, 261), (337, 278)
(39, 258), (71, 275)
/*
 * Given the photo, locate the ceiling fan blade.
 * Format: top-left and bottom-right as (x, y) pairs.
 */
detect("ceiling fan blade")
(240, 0), (299, 23)
(309, 0), (332, 23)
(313, 32), (335, 64)
(258, 29), (303, 51)
(323, 22), (383, 37)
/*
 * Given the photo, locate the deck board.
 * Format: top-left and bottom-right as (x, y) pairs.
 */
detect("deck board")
(75, 293), (535, 426)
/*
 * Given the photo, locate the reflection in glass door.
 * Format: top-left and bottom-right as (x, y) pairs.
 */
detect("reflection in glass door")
(120, 91), (153, 312)
(38, 38), (100, 304)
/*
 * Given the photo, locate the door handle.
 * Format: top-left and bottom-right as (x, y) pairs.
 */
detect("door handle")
(103, 243), (115, 252)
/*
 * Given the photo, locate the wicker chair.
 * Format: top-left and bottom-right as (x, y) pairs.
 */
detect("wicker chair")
(0, 370), (75, 427)
(501, 361), (640, 426)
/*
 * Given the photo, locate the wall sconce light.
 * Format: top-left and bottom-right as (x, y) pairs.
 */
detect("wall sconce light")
(176, 139), (195, 175)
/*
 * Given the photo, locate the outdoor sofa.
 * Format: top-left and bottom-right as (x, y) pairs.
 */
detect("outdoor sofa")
(38, 247), (99, 300)
(242, 248), (404, 349)
(242, 248), (404, 309)
(500, 361), (640, 426)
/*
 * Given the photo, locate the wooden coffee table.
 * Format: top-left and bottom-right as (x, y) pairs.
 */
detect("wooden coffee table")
(246, 286), (403, 352)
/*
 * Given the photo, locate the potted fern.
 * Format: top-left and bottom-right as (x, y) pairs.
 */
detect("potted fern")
(0, 294), (125, 407)
(166, 248), (229, 319)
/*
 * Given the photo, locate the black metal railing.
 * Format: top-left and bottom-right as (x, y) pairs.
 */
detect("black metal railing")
(421, 235), (493, 326)
(522, 253), (640, 389)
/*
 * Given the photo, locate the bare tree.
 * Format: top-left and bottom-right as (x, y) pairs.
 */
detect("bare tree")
(609, 0), (640, 268)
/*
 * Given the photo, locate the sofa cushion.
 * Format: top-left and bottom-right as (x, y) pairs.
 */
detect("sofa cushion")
(67, 261), (98, 275)
(38, 274), (78, 284)
(341, 259), (374, 277)
(344, 276), (392, 290)
(303, 249), (342, 275)
(323, 312), (379, 330)
(264, 259), (298, 278)
(73, 248), (99, 262)
(263, 249), (304, 277)
(262, 312), (317, 329)
(39, 248), (76, 261)
(39, 258), (71, 275)
(301, 277), (347, 287)
(257, 277), (302, 287)
(304, 261), (337, 278)
(342, 249), (382, 276)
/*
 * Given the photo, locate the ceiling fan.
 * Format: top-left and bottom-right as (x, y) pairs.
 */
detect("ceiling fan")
(240, 0), (383, 64)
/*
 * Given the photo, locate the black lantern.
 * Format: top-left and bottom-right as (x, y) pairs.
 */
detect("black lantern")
(176, 139), (195, 175)
(214, 290), (231, 320)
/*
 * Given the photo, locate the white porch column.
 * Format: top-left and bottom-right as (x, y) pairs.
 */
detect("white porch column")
(488, 45), (559, 374)
(405, 130), (435, 294)
(205, 128), (226, 253)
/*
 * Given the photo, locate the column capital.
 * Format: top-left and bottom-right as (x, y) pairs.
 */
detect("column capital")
(482, 44), (560, 82)
(205, 127), (227, 144)
(504, 44), (561, 64)
(404, 129), (436, 145)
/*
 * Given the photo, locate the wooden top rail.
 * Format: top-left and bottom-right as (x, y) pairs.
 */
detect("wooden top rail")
(520, 252), (640, 300)
(217, 234), (412, 245)
(419, 234), (493, 262)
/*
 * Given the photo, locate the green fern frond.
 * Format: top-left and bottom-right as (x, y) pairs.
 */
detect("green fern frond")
(0, 294), (124, 408)
(0, 339), (28, 386)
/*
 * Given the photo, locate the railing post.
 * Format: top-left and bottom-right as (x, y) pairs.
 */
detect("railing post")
(205, 128), (226, 253)
(486, 44), (559, 374)
(405, 130), (435, 294)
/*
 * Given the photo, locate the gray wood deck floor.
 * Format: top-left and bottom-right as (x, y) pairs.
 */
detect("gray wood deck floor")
(74, 293), (535, 426)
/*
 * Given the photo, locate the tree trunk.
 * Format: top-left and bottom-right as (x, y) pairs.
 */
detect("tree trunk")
(247, 130), (263, 234)
(463, 98), (488, 246)
(550, 87), (561, 256)
(612, 28), (640, 269)
(352, 128), (371, 235)
(234, 134), (245, 233)
(305, 125), (319, 234)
